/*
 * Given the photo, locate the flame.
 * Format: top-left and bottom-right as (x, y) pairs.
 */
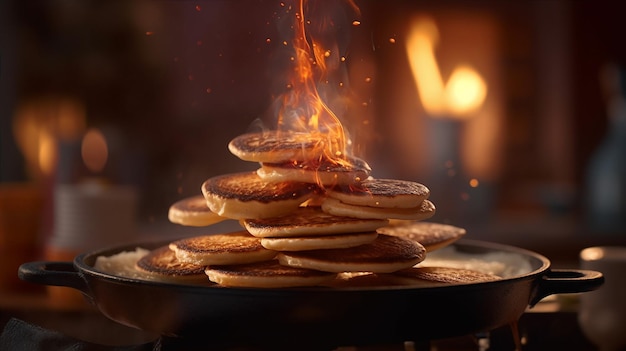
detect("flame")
(406, 16), (487, 119)
(81, 128), (108, 174)
(276, 0), (356, 162)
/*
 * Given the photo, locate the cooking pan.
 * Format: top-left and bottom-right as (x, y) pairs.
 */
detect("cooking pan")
(19, 239), (603, 349)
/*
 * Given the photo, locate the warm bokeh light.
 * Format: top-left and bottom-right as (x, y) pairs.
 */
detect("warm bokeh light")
(81, 129), (108, 173)
(446, 66), (488, 115)
(12, 97), (86, 179)
(406, 17), (445, 115)
(406, 16), (487, 119)
(38, 130), (57, 176)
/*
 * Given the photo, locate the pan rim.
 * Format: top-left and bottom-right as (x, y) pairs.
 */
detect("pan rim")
(73, 238), (551, 293)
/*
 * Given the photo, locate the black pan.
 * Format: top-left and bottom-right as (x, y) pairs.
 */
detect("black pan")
(18, 239), (603, 349)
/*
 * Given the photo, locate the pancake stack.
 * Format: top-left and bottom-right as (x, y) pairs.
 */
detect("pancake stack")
(134, 130), (486, 288)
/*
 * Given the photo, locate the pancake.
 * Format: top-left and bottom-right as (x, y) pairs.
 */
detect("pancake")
(321, 197), (436, 220)
(377, 221), (466, 252)
(327, 178), (430, 208)
(205, 260), (336, 288)
(243, 207), (388, 238)
(228, 131), (336, 163)
(277, 234), (426, 273)
(201, 172), (319, 219)
(135, 246), (209, 283)
(392, 266), (501, 285)
(168, 195), (227, 227)
(261, 232), (378, 251)
(169, 231), (277, 266)
(257, 156), (371, 186)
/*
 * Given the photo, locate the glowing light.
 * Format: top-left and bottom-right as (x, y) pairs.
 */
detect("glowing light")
(406, 16), (487, 119)
(38, 130), (57, 176)
(389, 38), (396, 44)
(145, 31), (154, 36)
(469, 178), (479, 187)
(195, 5), (201, 11)
(13, 97), (86, 179)
(81, 129), (108, 174)
(446, 66), (487, 115)
(581, 247), (605, 261)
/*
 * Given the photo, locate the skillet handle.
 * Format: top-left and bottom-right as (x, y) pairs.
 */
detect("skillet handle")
(18, 261), (90, 295)
(529, 268), (604, 307)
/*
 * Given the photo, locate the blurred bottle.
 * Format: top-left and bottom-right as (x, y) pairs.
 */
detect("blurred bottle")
(585, 63), (626, 234)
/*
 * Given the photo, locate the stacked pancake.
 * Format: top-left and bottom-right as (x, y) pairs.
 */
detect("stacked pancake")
(138, 130), (486, 288)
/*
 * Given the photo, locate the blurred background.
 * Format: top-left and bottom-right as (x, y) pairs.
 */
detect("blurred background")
(1, 0), (626, 287)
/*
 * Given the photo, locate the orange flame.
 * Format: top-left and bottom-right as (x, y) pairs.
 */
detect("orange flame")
(276, 0), (355, 162)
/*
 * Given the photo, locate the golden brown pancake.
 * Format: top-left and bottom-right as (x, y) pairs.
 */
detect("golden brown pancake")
(169, 231), (277, 266)
(277, 234), (426, 273)
(321, 197), (436, 220)
(243, 207), (388, 238)
(168, 195), (227, 227)
(201, 172), (319, 219)
(205, 260), (336, 288)
(261, 232), (378, 251)
(135, 246), (209, 284)
(228, 131), (335, 163)
(377, 221), (466, 252)
(257, 156), (371, 186)
(327, 178), (430, 208)
(392, 266), (501, 285)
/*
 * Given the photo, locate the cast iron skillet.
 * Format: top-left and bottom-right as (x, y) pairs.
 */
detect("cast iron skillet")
(19, 239), (603, 349)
